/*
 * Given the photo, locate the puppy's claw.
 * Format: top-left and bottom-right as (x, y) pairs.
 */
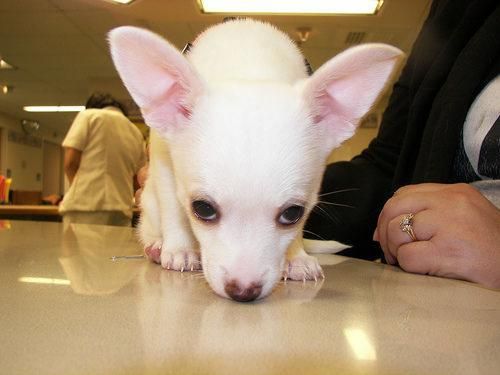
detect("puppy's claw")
(160, 250), (201, 272)
(285, 254), (323, 282)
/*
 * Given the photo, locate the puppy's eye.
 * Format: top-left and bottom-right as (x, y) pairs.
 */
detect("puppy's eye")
(192, 200), (218, 222)
(278, 205), (304, 226)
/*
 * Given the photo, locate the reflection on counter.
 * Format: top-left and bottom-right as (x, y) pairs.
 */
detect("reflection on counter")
(0, 221), (499, 375)
(344, 327), (377, 361)
(135, 266), (326, 374)
(0, 205), (141, 226)
(58, 222), (142, 295)
(18, 277), (70, 285)
(0, 220), (11, 229)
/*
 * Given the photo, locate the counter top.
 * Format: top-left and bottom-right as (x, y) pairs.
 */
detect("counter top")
(0, 204), (59, 215)
(0, 205), (141, 215)
(0, 220), (499, 375)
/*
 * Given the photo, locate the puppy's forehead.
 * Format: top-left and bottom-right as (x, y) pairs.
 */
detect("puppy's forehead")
(182, 83), (323, 205)
(199, 82), (301, 118)
(194, 82), (309, 141)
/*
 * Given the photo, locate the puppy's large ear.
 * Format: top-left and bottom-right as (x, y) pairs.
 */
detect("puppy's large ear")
(302, 44), (404, 152)
(108, 26), (203, 133)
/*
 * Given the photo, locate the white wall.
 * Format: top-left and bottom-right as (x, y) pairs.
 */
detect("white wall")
(0, 112), (64, 192)
(5, 139), (43, 191)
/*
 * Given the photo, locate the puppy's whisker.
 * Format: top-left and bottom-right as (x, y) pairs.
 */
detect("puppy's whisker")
(302, 229), (327, 241)
(317, 200), (355, 209)
(190, 274), (206, 279)
(312, 205), (341, 225)
(318, 188), (360, 197)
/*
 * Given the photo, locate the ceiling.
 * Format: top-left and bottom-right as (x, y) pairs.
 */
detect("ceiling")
(0, 0), (432, 136)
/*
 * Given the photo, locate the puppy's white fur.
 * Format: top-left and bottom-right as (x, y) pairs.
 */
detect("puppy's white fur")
(109, 19), (403, 301)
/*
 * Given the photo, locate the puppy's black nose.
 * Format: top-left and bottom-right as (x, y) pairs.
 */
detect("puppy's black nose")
(224, 280), (262, 302)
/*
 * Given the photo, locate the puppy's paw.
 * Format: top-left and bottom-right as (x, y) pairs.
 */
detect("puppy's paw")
(144, 241), (163, 264)
(161, 249), (202, 272)
(283, 254), (324, 282)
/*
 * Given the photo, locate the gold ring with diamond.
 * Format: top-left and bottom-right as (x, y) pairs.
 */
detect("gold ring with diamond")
(400, 213), (417, 241)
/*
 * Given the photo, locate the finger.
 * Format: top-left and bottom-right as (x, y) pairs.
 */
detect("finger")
(383, 214), (415, 261)
(376, 191), (440, 252)
(373, 227), (396, 264)
(374, 223), (397, 264)
(381, 243), (397, 265)
(373, 221), (396, 264)
(396, 240), (441, 276)
(386, 212), (433, 258)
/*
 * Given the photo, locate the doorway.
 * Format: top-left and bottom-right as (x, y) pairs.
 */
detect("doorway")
(42, 141), (63, 197)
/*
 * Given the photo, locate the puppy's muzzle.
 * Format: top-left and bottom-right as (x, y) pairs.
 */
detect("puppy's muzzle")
(224, 279), (263, 302)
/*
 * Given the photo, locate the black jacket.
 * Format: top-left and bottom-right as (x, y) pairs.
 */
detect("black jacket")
(304, 0), (500, 259)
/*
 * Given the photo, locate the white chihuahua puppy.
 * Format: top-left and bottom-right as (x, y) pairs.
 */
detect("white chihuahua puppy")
(109, 19), (403, 302)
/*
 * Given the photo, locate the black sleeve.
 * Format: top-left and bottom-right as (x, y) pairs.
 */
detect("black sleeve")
(304, 70), (414, 259)
(303, 77), (412, 259)
(304, 0), (497, 260)
(303, 0), (440, 259)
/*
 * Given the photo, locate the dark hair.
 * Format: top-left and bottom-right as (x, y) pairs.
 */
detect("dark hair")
(85, 92), (127, 116)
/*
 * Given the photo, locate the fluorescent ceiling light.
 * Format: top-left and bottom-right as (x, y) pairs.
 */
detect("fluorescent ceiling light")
(105, 0), (136, 4)
(24, 106), (85, 112)
(19, 277), (71, 285)
(199, 0), (383, 15)
(0, 58), (14, 69)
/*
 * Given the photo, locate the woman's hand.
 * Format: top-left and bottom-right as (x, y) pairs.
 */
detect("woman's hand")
(374, 183), (500, 289)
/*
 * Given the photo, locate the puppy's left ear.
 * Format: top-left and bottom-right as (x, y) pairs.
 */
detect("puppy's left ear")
(301, 44), (404, 152)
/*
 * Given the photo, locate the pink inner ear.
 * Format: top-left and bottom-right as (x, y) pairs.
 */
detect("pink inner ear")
(305, 45), (403, 149)
(313, 91), (357, 146)
(109, 26), (202, 132)
(141, 81), (192, 132)
(133, 70), (177, 109)
(324, 60), (395, 122)
(179, 105), (192, 118)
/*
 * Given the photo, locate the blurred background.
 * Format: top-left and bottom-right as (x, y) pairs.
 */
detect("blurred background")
(0, 0), (431, 200)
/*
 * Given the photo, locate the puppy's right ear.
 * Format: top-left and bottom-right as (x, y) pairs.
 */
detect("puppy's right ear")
(108, 26), (203, 133)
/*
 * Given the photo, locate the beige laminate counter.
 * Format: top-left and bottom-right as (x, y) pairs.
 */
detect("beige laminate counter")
(0, 205), (140, 217)
(0, 220), (499, 375)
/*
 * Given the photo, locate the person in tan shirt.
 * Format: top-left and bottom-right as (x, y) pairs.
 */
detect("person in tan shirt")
(59, 93), (146, 226)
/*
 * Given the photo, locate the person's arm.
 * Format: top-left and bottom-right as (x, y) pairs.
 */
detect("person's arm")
(62, 110), (90, 185)
(64, 147), (82, 185)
